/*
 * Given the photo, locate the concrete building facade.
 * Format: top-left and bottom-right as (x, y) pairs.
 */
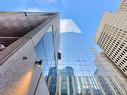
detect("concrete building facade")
(94, 52), (127, 95)
(94, 0), (127, 76)
(0, 12), (60, 95)
(118, 0), (127, 12)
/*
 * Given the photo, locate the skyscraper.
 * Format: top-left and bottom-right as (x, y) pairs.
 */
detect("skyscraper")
(94, 0), (127, 76)
(118, 0), (127, 12)
(94, 52), (127, 95)
(0, 12), (60, 95)
(56, 19), (102, 95)
(54, 18), (127, 95)
(46, 67), (57, 95)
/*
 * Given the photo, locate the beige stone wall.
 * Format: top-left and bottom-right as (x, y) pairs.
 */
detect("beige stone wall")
(95, 11), (127, 76)
(0, 37), (50, 95)
(0, 14), (59, 95)
(118, 0), (127, 12)
(0, 39), (37, 95)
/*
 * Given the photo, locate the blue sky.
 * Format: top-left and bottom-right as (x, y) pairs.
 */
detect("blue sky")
(0, 0), (120, 45)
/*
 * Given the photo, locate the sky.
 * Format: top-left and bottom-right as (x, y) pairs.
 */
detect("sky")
(0, 0), (120, 45)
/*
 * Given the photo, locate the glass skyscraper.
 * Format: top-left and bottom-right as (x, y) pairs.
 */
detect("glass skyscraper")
(57, 19), (100, 95)
(56, 19), (127, 95)
(35, 18), (127, 95)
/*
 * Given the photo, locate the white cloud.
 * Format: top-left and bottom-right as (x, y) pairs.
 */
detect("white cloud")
(21, 8), (42, 12)
(27, 0), (70, 7)
(25, 8), (42, 12)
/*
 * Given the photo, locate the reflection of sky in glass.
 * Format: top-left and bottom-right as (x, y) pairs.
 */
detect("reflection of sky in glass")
(34, 19), (127, 95)
(35, 27), (56, 77)
(58, 19), (127, 95)
(94, 52), (127, 95)
(59, 19), (97, 76)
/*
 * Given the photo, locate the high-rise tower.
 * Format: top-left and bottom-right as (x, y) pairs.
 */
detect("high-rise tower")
(94, 0), (127, 76)
(0, 12), (60, 95)
(118, 0), (127, 11)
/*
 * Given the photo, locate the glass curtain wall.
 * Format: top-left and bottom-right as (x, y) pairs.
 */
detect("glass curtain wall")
(56, 19), (127, 95)
(35, 27), (57, 95)
(35, 19), (127, 95)
(58, 32), (100, 95)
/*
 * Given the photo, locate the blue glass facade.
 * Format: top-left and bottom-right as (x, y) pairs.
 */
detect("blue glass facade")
(58, 32), (101, 95)
(35, 19), (127, 95)
(35, 27), (57, 95)
(56, 19), (127, 95)
(46, 67), (57, 95)
(35, 27), (55, 76)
